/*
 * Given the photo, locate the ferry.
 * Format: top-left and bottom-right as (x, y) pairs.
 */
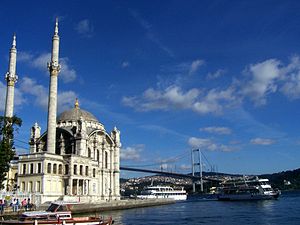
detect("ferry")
(217, 176), (281, 201)
(0, 202), (114, 225)
(137, 185), (187, 201)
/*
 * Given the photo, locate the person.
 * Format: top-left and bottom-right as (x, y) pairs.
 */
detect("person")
(16, 199), (20, 211)
(0, 199), (4, 215)
(27, 198), (32, 211)
(12, 198), (17, 212)
(21, 198), (27, 210)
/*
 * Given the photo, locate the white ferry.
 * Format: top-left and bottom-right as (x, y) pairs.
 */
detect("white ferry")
(217, 177), (280, 201)
(137, 185), (187, 201)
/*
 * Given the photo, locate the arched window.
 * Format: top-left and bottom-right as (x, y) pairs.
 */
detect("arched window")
(73, 164), (77, 175)
(22, 164), (26, 174)
(65, 165), (69, 175)
(37, 163), (42, 173)
(105, 151), (108, 169)
(58, 164), (62, 174)
(85, 166), (89, 176)
(80, 165), (83, 175)
(88, 148), (91, 158)
(47, 163), (51, 173)
(93, 168), (96, 177)
(53, 164), (57, 174)
(97, 150), (100, 162)
(30, 163), (34, 174)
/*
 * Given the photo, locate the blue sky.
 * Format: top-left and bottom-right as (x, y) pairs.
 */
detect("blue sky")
(1, 0), (300, 177)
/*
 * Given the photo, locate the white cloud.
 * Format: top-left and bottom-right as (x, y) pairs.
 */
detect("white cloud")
(188, 137), (218, 151)
(19, 77), (76, 112)
(60, 58), (77, 83)
(188, 137), (236, 152)
(200, 126), (232, 135)
(121, 61), (130, 68)
(207, 69), (226, 79)
(121, 145), (144, 161)
(32, 53), (50, 70)
(280, 56), (300, 99)
(57, 91), (77, 113)
(123, 86), (199, 111)
(189, 59), (205, 75)
(18, 51), (33, 62)
(122, 85), (238, 115)
(75, 19), (94, 37)
(0, 81), (25, 113)
(0, 82), (8, 112)
(18, 51), (77, 83)
(193, 87), (237, 114)
(242, 59), (281, 105)
(250, 138), (275, 145)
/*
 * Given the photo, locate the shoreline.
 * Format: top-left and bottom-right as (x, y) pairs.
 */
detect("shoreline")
(0, 198), (175, 218)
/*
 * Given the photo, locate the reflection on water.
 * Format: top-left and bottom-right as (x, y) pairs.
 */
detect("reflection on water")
(86, 192), (300, 225)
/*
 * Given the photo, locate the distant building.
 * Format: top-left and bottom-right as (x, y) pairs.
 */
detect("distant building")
(2, 20), (121, 203)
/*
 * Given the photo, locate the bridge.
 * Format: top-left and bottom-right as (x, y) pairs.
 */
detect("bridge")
(120, 166), (222, 182)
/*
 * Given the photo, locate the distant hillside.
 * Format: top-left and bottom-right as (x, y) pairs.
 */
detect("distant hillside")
(262, 168), (300, 190)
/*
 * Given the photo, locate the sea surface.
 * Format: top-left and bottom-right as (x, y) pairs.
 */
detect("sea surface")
(99, 191), (300, 225)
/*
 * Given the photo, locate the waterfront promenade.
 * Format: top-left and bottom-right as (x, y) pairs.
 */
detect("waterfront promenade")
(0, 198), (175, 217)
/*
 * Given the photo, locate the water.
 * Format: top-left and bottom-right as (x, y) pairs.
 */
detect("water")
(99, 191), (300, 225)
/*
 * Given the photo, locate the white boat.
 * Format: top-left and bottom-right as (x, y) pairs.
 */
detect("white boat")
(1, 202), (114, 225)
(137, 185), (187, 201)
(217, 176), (280, 201)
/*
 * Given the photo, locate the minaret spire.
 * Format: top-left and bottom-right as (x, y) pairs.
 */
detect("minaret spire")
(46, 19), (61, 154)
(54, 18), (59, 35)
(4, 33), (18, 118)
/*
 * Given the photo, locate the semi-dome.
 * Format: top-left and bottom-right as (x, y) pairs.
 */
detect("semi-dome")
(57, 99), (98, 122)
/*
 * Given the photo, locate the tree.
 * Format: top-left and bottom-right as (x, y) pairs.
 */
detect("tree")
(0, 116), (22, 190)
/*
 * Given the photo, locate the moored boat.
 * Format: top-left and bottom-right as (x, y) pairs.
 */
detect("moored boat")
(137, 185), (187, 201)
(0, 202), (114, 225)
(217, 176), (280, 201)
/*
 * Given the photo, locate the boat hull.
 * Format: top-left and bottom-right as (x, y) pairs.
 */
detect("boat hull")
(137, 194), (187, 201)
(217, 193), (280, 201)
(0, 217), (114, 225)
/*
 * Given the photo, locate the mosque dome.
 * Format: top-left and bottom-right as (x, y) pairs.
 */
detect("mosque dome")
(57, 99), (98, 122)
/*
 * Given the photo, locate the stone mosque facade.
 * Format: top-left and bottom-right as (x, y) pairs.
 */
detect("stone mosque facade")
(2, 20), (121, 203)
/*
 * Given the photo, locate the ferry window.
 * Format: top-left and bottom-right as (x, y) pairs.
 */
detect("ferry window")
(53, 164), (57, 174)
(93, 168), (96, 177)
(80, 165), (83, 175)
(47, 163), (51, 173)
(65, 165), (69, 175)
(37, 163), (42, 173)
(58, 164), (62, 174)
(85, 166), (88, 176)
(22, 164), (26, 174)
(73, 164), (77, 175)
(30, 163), (34, 174)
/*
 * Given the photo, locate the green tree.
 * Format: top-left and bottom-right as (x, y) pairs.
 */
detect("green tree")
(0, 116), (22, 190)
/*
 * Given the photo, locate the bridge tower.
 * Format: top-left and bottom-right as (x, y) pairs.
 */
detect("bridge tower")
(191, 149), (203, 193)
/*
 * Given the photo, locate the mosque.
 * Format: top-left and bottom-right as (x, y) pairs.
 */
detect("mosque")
(2, 20), (121, 203)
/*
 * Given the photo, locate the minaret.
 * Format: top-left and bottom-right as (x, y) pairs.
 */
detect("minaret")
(46, 18), (61, 154)
(4, 34), (18, 118)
